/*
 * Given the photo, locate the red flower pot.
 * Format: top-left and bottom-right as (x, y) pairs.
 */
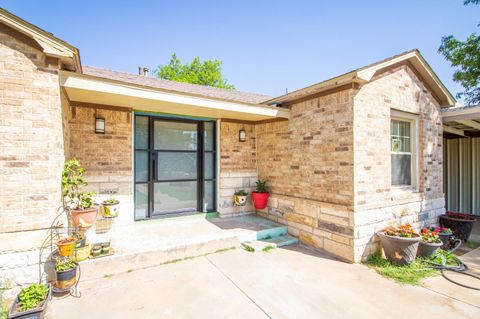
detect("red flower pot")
(251, 192), (269, 209)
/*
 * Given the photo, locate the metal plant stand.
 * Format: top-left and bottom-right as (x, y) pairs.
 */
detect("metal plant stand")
(38, 206), (81, 298)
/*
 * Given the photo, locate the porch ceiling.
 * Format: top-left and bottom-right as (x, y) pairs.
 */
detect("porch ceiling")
(443, 104), (480, 137)
(60, 71), (289, 121)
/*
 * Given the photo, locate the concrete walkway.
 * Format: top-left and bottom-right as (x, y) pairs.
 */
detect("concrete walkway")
(49, 246), (480, 319)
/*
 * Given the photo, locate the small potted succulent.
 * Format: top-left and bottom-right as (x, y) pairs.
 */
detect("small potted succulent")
(101, 242), (111, 255)
(439, 212), (476, 242)
(377, 224), (420, 265)
(417, 227), (443, 258)
(91, 244), (102, 257)
(62, 159), (98, 229)
(251, 180), (269, 210)
(101, 196), (120, 218)
(8, 283), (51, 319)
(54, 259), (78, 290)
(74, 233), (86, 249)
(55, 237), (76, 257)
(233, 190), (248, 206)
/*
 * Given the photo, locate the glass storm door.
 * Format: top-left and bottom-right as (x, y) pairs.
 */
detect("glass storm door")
(134, 115), (216, 219)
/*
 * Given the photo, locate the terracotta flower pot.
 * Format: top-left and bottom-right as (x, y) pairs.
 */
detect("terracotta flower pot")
(377, 232), (420, 265)
(69, 206), (98, 229)
(417, 241), (442, 258)
(439, 213), (476, 242)
(251, 192), (269, 210)
(55, 237), (75, 257)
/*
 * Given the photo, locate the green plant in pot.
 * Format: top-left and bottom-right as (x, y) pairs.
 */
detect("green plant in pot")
(62, 158), (98, 229)
(101, 196), (120, 218)
(54, 259), (78, 290)
(8, 283), (51, 318)
(91, 244), (102, 257)
(251, 180), (269, 210)
(233, 190), (248, 207)
(417, 227), (443, 258)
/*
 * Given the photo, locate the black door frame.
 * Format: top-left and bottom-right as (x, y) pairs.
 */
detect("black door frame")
(134, 114), (216, 219)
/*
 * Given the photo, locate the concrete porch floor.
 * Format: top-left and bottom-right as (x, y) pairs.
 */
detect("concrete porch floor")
(49, 245), (480, 319)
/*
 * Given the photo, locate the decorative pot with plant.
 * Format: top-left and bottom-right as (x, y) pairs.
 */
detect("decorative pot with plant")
(101, 196), (120, 218)
(439, 212), (476, 242)
(54, 259), (78, 290)
(91, 244), (102, 257)
(8, 283), (51, 319)
(74, 233), (86, 249)
(251, 180), (269, 210)
(430, 226), (453, 249)
(55, 237), (75, 257)
(377, 224), (420, 265)
(62, 158), (98, 229)
(101, 242), (111, 255)
(417, 228), (443, 258)
(233, 190), (248, 206)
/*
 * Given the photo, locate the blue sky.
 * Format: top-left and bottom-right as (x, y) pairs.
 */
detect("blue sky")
(1, 0), (478, 101)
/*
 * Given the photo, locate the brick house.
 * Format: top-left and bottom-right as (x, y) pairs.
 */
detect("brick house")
(0, 8), (461, 282)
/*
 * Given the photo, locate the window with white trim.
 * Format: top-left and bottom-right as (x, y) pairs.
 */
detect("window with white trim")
(391, 117), (416, 187)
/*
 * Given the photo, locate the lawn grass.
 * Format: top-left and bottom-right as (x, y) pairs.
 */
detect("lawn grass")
(364, 252), (438, 285)
(262, 245), (275, 252)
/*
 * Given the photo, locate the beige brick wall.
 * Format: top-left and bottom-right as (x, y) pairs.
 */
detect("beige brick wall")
(0, 28), (65, 234)
(352, 64), (445, 261)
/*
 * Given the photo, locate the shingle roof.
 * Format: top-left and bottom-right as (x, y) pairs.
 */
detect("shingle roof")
(82, 66), (272, 105)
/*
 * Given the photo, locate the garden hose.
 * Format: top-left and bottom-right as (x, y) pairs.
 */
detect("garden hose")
(426, 239), (480, 291)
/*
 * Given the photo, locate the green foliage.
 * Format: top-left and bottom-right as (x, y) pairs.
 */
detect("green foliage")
(262, 245), (275, 252)
(0, 278), (10, 319)
(156, 53), (235, 89)
(102, 196), (119, 205)
(62, 158), (95, 210)
(55, 259), (77, 272)
(17, 284), (49, 312)
(255, 180), (268, 193)
(234, 189), (248, 196)
(364, 253), (437, 285)
(439, 0), (480, 104)
(243, 245), (255, 252)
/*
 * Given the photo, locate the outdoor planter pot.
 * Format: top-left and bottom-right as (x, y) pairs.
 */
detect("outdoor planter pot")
(73, 245), (90, 262)
(8, 284), (51, 319)
(91, 244), (102, 257)
(439, 212), (476, 242)
(74, 235), (86, 249)
(101, 242), (110, 254)
(101, 199), (120, 218)
(417, 241), (443, 258)
(439, 230), (453, 249)
(251, 192), (269, 210)
(54, 262), (78, 290)
(69, 206), (98, 229)
(377, 232), (420, 265)
(233, 195), (248, 206)
(55, 237), (75, 257)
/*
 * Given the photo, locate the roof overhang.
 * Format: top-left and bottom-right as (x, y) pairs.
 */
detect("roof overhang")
(60, 71), (290, 121)
(266, 50), (455, 107)
(0, 8), (81, 72)
(443, 105), (480, 137)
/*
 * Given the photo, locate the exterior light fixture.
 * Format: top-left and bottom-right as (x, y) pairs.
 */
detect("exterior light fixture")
(95, 117), (105, 134)
(239, 128), (246, 142)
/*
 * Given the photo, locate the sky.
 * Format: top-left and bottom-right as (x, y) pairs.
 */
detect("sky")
(1, 0), (478, 102)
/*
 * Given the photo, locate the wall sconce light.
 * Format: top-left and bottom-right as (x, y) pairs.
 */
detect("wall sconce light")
(239, 128), (246, 142)
(95, 117), (105, 134)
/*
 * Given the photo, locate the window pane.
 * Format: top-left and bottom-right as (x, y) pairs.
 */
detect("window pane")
(135, 184), (148, 219)
(204, 152), (213, 179)
(204, 122), (214, 151)
(158, 152), (197, 180)
(153, 181), (197, 213)
(203, 180), (214, 211)
(391, 154), (412, 185)
(135, 151), (148, 182)
(135, 116), (149, 149)
(154, 121), (197, 150)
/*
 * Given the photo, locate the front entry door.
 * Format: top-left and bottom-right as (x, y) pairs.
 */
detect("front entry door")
(134, 115), (216, 219)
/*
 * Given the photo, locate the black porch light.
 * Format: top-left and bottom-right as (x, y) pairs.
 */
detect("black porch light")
(239, 128), (246, 142)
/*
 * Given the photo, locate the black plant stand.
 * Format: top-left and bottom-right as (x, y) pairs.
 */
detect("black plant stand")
(38, 206), (81, 298)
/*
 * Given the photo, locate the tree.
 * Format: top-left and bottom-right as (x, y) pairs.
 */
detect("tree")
(439, 0), (480, 104)
(155, 53), (235, 89)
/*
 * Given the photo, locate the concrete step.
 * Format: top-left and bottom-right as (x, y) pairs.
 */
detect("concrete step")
(262, 234), (299, 247)
(242, 235), (299, 252)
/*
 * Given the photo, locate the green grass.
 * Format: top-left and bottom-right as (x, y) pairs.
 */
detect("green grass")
(243, 245), (255, 252)
(465, 240), (480, 249)
(364, 252), (438, 285)
(215, 246), (236, 254)
(262, 245), (275, 252)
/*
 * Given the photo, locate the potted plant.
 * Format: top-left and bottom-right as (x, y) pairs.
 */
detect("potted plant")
(54, 259), (78, 290)
(377, 224), (420, 265)
(8, 283), (51, 319)
(101, 196), (120, 218)
(233, 190), (248, 206)
(417, 228), (443, 258)
(74, 233), (86, 249)
(439, 212), (476, 242)
(91, 244), (102, 257)
(101, 242), (111, 255)
(62, 158), (98, 229)
(251, 180), (269, 210)
(55, 237), (75, 257)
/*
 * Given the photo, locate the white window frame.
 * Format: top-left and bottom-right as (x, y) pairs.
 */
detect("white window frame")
(391, 110), (419, 191)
